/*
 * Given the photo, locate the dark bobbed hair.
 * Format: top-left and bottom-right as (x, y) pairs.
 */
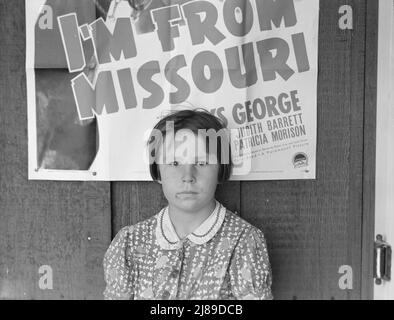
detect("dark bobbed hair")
(147, 108), (232, 183)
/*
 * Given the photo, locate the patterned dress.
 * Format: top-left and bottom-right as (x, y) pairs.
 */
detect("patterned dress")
(103, 200), (273, 300)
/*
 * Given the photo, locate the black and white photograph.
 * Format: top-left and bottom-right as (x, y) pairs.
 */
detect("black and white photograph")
(0, 0), (392, 308)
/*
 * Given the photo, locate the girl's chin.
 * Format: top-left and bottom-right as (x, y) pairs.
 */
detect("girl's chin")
(169, 197), (216, 213)
(170, 199), (202, 211)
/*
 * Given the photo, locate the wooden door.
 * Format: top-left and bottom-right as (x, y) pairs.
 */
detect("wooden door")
(0, 0), (377, 299)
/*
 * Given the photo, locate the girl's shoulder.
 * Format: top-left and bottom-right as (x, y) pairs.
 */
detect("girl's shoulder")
(222, 209), (267, 240)
(221, 210), (269, 262)
(114, 211), (159, 241)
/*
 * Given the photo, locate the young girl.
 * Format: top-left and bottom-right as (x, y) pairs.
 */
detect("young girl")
(103, 109), (273, 300)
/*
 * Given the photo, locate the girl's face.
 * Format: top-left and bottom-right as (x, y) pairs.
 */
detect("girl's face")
(157, 129), (219, 214)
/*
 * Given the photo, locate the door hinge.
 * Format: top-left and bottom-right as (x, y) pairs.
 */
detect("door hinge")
(374, 235), (392, 285)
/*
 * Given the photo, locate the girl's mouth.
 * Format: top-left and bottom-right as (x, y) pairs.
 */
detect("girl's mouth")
(177, 191), (198, 195)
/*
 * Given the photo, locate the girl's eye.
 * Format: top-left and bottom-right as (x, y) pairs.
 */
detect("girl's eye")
(169, 161), (179, 166)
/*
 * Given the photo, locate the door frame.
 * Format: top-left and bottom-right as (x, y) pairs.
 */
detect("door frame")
(372, 0), (394, 300)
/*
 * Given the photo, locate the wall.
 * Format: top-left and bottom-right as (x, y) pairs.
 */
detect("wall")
(0, 0), (377, 299)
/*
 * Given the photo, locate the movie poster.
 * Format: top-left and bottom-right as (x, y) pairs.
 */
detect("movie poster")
(26, 0), (319, 180)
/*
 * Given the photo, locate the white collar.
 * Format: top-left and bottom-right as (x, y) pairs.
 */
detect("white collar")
(155, 200), (226, 250)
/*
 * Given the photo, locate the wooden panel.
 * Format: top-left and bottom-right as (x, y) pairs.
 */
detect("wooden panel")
(112, 182), (167, 233)
(0, 0), (377, 300)
(215, 181), (241, 214)
(0, 0), (111, 299)
(241, 0), (368, 300)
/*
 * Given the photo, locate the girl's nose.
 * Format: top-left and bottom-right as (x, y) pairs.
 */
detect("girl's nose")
(181, 164), (196, 183)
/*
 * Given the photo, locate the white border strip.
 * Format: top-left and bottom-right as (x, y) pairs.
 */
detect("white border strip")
(374, 0), (394, 300)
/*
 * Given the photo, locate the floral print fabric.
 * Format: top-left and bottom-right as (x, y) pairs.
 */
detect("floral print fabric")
(103, 200), (273, 300)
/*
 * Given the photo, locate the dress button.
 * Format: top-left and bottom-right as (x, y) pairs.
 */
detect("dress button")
(162, 290), (171, 300)
(170, 269), (180, 278)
